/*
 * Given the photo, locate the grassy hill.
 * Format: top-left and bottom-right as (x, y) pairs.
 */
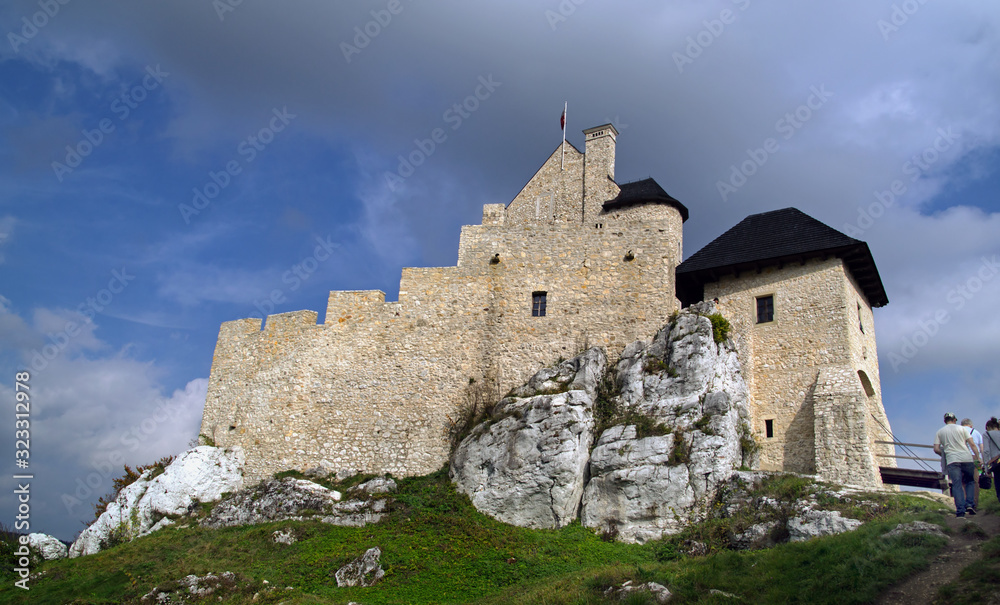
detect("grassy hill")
(0, 468), (976, 605)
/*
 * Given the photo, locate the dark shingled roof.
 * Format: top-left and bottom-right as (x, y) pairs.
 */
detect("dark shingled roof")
(603, 178), (689, 222)
(676, 207), (888, 307)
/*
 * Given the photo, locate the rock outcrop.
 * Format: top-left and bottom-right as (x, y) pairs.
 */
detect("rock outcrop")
(582, 303), (750, 542)
(335, 547), (385, 587)
(202, 476), (390, 529)
(70, 446), (245, 558)
(28, 533), (67, 560)
(709, 471), (874, 549)
(141, 571), (240, 604)
(451, 303), (756, 542)
(450, 349), (605, 529)
(605, 581), (672, 604)
(883, 521), (947, 539)
(787, 510), (863, 542)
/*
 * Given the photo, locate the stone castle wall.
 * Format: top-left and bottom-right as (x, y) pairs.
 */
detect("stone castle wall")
(705, 258), (892, 486)
(200, 123), (893, 489)
(201, 129), (685, 482)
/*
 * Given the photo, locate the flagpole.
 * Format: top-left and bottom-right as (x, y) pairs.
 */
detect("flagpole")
(561, 102), (567, 171)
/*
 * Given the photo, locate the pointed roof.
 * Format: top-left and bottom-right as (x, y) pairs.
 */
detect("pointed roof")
(676, 208), (888, 307)
(603, 178), (689, 221)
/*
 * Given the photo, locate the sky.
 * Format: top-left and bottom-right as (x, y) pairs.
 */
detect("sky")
(0, 1), (997, 542)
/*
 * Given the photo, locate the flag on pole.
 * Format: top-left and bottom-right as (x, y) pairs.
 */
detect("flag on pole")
(560, 106), (566, 131)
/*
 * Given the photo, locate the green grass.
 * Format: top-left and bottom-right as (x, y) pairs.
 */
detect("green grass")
(0, 469), (953, 605)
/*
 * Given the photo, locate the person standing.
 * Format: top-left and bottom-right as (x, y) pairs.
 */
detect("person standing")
(984, 417), (1000, 504)
(934, 413), (981, 517)
(962, 418), (984, 508)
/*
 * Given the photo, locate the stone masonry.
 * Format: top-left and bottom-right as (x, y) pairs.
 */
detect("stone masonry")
(200, 122), (894, 488)
(201, 125), (687, 482)
(704, 258), (893, 485)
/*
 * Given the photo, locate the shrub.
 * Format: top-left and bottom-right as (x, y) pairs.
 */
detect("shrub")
(447, 372), (502, 451)
(694, 414), (715, 435)
(91, 456), (176, 523)
(738, 421), (760, 468)
(593, 370), (623, 436)
(668, 430), (690, 465)
(643, 356), (677, 377)
(707, 313), (731, 344)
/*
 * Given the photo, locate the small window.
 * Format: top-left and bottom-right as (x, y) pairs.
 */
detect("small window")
(857, 302), (864, 333)
(765, 419), (774, 439)
(857, 371), (875, 397)
(756, 295), (774, 323)
(532, 291), (547, 317)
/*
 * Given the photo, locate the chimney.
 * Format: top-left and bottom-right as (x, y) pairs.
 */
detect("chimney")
(583, 123), (619, 223)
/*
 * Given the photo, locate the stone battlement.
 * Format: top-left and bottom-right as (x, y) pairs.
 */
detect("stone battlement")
(200, 122), (893, 489)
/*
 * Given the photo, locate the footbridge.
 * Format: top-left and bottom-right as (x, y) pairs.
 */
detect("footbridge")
(875, 440), (949, 491)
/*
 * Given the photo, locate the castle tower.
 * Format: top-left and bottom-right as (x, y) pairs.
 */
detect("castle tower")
(582, 124), (618, 225)
(676, 208), (893, 488)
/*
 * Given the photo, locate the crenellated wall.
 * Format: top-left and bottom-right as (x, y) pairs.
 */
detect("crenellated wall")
(200, 122), (892, 490)
(200, 127), (685, 483)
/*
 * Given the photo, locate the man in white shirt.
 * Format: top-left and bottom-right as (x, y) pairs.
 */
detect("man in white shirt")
(934, 413), (980, 517)
(962, 418), (984, 508)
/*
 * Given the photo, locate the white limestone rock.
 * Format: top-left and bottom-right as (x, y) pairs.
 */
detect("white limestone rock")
(883, 520), (947, 539)
(202, 477), (341, 528)
(606, 580), (672, 603)
(354, 476), (397, 494)
(450, 348), (606, 529)
(320, 496), (390, 527)
(141, 571), (238, 603)
(27, 533), (67, 560)
(334, 547), (385, 587)
(581, 302), (751, 542)
(70, 446), (245, 558)
(787, 509), (863, 542)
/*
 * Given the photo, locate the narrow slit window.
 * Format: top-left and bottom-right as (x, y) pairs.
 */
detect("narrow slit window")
(756, 295), (774, 323)
(532, 291), (547, 317)
(858, 302), (865, 333)
(765, 419), (774, 439)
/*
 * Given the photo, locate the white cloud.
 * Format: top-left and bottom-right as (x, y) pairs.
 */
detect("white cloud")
(0, 300), (206, 540)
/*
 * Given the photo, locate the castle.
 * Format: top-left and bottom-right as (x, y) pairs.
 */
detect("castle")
(200, 123), (895, 488)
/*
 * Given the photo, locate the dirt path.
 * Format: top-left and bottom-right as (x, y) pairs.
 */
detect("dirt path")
(877, 502), (999, 605)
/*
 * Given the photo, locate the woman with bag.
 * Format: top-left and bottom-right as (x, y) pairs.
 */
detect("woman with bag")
(984, 417), (1000, 502)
